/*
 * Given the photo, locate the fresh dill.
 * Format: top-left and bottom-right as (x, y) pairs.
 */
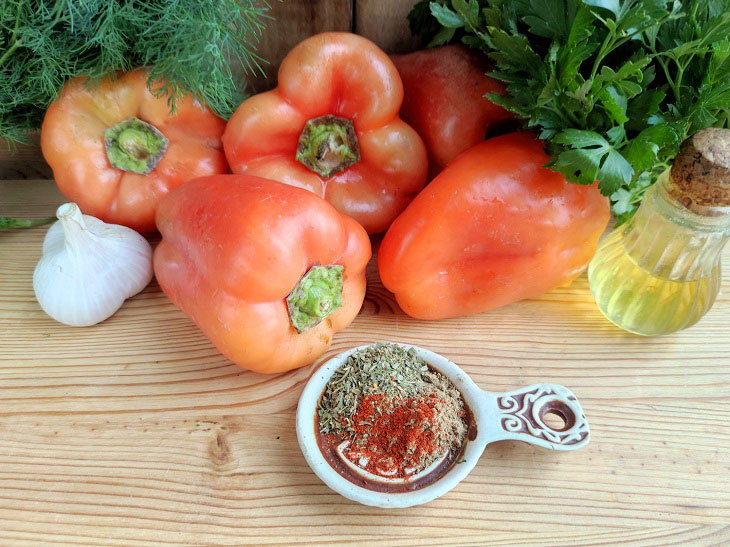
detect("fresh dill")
(0, 0), (270, 144)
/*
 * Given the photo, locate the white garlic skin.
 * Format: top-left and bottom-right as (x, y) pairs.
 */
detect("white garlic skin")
(33, 203), (153, 326)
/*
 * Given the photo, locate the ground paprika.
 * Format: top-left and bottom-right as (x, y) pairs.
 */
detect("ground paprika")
(345, 395), (440, 478)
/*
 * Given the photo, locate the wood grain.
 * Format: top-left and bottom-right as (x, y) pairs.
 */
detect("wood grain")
(356, 0), (422, 53)
(1, 179), (730, 545)
(246, 0), (353, 92)
(0, 131), (51, 181)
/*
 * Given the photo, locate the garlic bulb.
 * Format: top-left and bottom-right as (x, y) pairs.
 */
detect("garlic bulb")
(33, 203), (153, 326)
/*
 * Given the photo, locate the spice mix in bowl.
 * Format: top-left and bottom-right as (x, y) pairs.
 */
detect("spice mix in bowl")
(297, 342), (590, 508)
(317, 343), (473, 488)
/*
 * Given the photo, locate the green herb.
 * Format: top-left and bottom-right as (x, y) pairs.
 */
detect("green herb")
(0, 0), (270, 144)
(410, 0), (730, 222)
(0, 216), (55, 229)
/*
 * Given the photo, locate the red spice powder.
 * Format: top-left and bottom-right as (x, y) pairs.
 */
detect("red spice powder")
(344, 393), (442, 478)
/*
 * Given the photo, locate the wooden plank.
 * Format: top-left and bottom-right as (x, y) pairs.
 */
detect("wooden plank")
(356, 0), (421, 53)
(1, 179), (730, 545)
(0, 131), (51, 181)
(246, 0), (353, 92)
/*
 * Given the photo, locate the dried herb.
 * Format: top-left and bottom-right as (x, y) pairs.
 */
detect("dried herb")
(318, 343), (428, 435)
(318, 343), (468, 477)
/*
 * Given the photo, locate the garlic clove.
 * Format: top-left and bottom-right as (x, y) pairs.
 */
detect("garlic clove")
(33, 203), (153, 327)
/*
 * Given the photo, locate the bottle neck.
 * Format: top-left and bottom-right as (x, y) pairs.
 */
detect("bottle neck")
(623, 170), (730, 280)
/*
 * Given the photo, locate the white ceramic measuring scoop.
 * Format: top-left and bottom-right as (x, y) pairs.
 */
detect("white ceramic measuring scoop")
(296, 343), (590, 508)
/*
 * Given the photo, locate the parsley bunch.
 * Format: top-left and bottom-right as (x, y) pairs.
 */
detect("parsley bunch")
(0, 0), (269, 145)
(410, 0), (730, 221)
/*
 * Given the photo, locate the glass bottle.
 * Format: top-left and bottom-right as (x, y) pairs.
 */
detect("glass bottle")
(588, 128), (730, 336)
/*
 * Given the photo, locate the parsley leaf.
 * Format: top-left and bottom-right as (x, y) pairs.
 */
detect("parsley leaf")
(430, 3), (465, 28)
(410, 0), (730, 220)
(551, 129), (633, 193)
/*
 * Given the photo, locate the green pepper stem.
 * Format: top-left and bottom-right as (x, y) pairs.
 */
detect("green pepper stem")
(0, 216), (55, 229)
(104, 117), (168, 175)
(286, 264), (344, 333)
(296, 115), (360, 179)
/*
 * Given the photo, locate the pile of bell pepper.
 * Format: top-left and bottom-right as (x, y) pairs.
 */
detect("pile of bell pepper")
(40, 33), (610, 373)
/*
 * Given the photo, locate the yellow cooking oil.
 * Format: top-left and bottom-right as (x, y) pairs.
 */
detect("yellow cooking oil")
(588, 170), (728, 336)
(588, 227), (719, 336)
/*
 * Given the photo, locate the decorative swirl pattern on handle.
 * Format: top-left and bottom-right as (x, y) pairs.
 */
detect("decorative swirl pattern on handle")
(496, 384), (589, 448)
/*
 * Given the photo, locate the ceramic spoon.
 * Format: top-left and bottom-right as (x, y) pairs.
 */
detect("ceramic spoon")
(296, 343), (590, 509)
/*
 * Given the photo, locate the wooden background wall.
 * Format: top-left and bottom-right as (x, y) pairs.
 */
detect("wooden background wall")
(0, 0), (421, 182)
(249, 0), (421, 90)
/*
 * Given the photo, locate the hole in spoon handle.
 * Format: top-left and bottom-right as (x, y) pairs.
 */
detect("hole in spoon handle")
(483, 384), (590, 450)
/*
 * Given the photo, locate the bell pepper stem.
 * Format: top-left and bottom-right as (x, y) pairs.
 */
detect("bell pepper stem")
(104, 117), (168, 175)
(0, 216), (55, 229)
(287, 264), (344, 333)
(296, 115), (360, 179)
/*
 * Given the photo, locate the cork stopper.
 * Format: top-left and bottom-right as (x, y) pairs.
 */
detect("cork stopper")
(668, 128), (730, 214)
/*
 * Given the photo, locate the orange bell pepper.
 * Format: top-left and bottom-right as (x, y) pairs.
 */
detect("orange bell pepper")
(41, 69), (228, 232)
(378, 133), (610, 320)
(154, 174), (371, 373)
(222, 32), (428, 234)
(391, 45), (514, 179)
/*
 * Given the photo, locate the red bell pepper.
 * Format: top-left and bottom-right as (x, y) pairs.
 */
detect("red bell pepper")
(154, 175), (371, 373)
(391, 45), (514, 178)
(378, 133), (610, 320)
(41, 69), (228, 232)
(222, 32), (428, 234)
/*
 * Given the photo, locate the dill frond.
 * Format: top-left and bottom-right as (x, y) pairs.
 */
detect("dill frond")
(0, 0), (269, 143)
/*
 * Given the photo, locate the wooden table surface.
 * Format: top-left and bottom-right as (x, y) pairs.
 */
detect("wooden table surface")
(2, 179), (730, 546)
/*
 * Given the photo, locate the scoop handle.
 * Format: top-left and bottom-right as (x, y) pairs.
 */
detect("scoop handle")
(481, 384), (590, 450)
